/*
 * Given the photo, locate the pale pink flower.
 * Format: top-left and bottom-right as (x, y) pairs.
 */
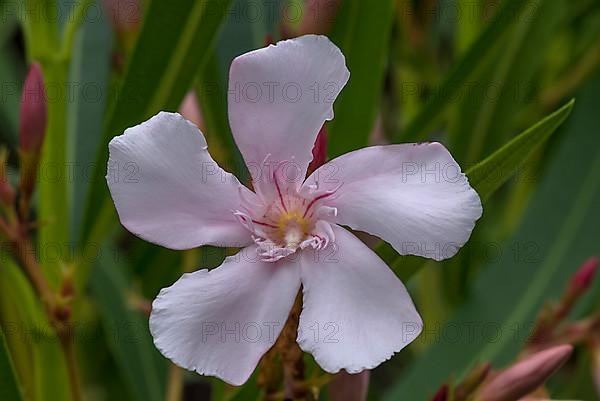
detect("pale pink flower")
(107, 35), (482, 385)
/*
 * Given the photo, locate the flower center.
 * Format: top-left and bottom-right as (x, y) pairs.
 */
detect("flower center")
(234, 161), (341, 262)
(275, 210), (312, 248)
(252, 192), (316, 249)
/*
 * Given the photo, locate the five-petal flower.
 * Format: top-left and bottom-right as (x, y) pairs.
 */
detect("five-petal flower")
(107, 35), (482, 385)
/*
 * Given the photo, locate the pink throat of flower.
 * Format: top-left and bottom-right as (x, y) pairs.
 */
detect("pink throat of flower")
(234, 169), (340, 262)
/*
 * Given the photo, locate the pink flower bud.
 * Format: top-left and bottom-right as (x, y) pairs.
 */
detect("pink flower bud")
(307, 124), (328, 176)
(179, 91), (203, 128)
(569, 257), (599, 293)
(478, 345), (573, 401)
(329, 371), (370, 401)
(19, 62), (47, 153)
(264, 33), (275, 46)
(430, 384), (448, 401)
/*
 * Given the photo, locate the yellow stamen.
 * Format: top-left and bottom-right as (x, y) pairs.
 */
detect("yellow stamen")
(276, 211), (312, 248)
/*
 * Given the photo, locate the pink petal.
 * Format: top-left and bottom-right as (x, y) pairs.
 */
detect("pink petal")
(228, 35), (349, 183)
(298, 225), (422, 374)
(304, 142), (482, 260)
(107, 112), (255, 249)
(150, 246), (301, 385)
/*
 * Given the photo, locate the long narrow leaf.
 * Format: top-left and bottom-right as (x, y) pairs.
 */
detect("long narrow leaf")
(91, 245), (166, 401)
(383, 73), (600, 401)
(0, 325), (24, 401)
(396, 0), (531, 142)
(81, 0), (234, 245)
(327, 0), (395, 157)
(376, 100), (575, 280)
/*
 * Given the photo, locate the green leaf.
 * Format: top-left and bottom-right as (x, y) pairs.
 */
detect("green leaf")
(327, 0), (395, 157)
(376, 99), (574, 280)
(0, 43), (23, 146)
(66, 0), (112, 242)
(37, 60), (71, 286)
(448, 0), (565, 164)
(396, 0), (533, 142)
(467, 99), (574, 201)
(81, 0), (234, 249)
(382, 71), (600, 401)
(90, 244), (166, 401)
(196, 51), (244, 175)
(0, 259), (72, 401)
(0, 325), (24, 401)
(20, 0), (59, 61)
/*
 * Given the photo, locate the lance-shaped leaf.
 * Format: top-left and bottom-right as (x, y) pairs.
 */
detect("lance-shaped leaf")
(382, 72), (600, 401)
(327, 0), (395, 157)
(81, 0), (234, 246)
(0, 325), (24, 401)
(376, 99), (574, 280)
(396, 0), (533, 142)
(90, 244), (167, 401)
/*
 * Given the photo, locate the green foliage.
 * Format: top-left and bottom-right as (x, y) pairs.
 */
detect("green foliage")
(397, 0), (536, 142)
(467, 99), (574, 201)
(382, 71), (600, 401)
(448, 0), (565, 164)
(81, 0), (234, 248)
(90, 245), (167, 401)
(66, 1), (113, 242)
(0, 260), (71, 401)
(376, 99), (574, 281)
(0, 325), (24, 401)
(1, 0), (600, 400)
(327, 0), (395, 157)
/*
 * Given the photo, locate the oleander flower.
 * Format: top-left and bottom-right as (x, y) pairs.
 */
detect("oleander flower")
(106, 35), (482, 385)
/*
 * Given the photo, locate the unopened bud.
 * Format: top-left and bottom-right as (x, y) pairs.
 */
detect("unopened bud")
(329, 370), (370, 401)
(430, 384), (448, 401)
(569, 257), (599, 294)
(264, 33), (274, 46)
(478, 345), (573, 401)
(179, 91), (203, 128)
(20, 62), (46, 153)
(19, 62), (47, 207)
(307, 124), (328, 176)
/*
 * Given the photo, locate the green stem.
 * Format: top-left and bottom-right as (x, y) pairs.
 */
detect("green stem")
(61, 336), (83, 401)
(59, 0), (94, 61)
(165, 364), (184, 401)
(38, 59), (70, 286)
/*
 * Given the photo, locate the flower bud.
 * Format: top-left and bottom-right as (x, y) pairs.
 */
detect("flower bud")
(307, 124), (328, 176)
(569, 256), (599, 294)
(19, 62), (47, 154)
(19, 62), (47, 209)
(478, 345), (573, 401)
(329, 371), (370, 401)
(179, 91), (203, 128)
(264, 33), (274, 46)
(430, 384), (448, 401)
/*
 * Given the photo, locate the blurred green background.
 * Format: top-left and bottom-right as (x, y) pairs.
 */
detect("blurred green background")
(0, 0), (599, 400)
